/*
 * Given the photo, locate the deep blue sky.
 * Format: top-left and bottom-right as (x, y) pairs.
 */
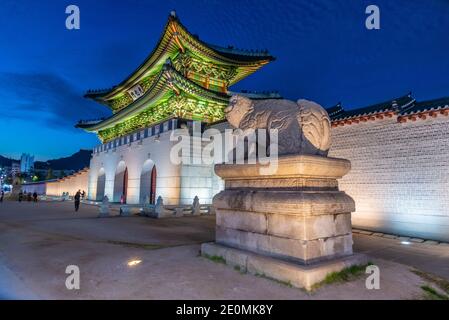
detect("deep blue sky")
(1, 0), (448, 160)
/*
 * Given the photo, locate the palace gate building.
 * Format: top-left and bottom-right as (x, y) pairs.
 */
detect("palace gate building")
(77, 12), (278, 206)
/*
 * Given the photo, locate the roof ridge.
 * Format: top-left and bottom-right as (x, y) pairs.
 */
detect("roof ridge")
(399, 95), (449, 116)
(171, 11), (275, 60)
(327, 92), (414, 121)
(358, 92), (413, 110)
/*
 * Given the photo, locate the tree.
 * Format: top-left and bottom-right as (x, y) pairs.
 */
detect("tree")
(5, 176), (13, 185)
(46, 168), (55, 180)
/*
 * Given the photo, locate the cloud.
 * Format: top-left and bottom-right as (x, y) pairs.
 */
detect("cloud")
(0, 72), (110, 130)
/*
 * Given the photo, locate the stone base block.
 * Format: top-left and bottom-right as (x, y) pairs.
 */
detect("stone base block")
(201, 242), (367, 291)
(216, 226), (353, 264)
(119, 206), (131, 216)
(98, 206), (110, 218)
(139, 208), (151, 216)
(147, 207), (175, 218)
(216, 209), (352, 241)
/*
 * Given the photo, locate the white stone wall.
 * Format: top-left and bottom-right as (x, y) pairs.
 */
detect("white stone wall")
(179, 131), (226, 205)
(179, 164), (214, 205)
(329, 116), (449, 242)
(21, 182), (46, 195)
(89, 129), (182, 205)
(88, 119), (230, 206)
(46, 169), (89, 196)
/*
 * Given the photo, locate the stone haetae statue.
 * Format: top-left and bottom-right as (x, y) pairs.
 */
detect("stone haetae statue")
(225, 95), (331, 156)
(202, 94), (365, 290)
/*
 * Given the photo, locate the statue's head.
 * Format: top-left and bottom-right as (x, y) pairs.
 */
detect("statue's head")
(297, 99), (328, 118)
(225, 95), (254, 128)
(297, 99), (331, 155)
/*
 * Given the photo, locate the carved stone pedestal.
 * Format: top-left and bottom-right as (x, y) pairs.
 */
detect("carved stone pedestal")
(201, 154), (367, 290)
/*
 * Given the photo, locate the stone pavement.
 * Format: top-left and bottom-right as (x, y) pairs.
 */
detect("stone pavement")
(353, 232), (449, 280)
(0, 201), (447, 299)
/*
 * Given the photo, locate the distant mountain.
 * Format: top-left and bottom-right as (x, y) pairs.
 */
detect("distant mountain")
(0, 155), (15, 167)
(34, 149), (92, 171)
(1, 150), (91, 171)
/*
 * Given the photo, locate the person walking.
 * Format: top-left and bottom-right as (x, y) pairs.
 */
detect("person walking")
(33, 192), (38, 202)
(18, 191), (23, 202)
(0, 190), (4, 203)
(74, 190), (81, 212)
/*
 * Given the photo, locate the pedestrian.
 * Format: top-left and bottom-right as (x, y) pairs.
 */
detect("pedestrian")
(0, 190), (4, 203)
(33, 192), (38, 202)
(27, 192), (32, 202)
(81, 190), (85, 200)
(18, 191), (23, 202)
(74, 190), (81, 212)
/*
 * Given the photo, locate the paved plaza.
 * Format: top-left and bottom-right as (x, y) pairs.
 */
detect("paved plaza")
(0, 201), (448, 299)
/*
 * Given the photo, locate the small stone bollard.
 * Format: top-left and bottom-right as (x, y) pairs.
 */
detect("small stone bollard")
(98, 196), (110, 217)
(120, 205), (131, 217)
(153, 196), (168, 218)
(207, 205), (215, 215)
(174, 207), (184, 217)
(192, 196), (201, 216)
(140, 195), (153, 216)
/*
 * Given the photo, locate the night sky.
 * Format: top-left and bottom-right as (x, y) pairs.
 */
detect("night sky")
(1, 0), (448, 160)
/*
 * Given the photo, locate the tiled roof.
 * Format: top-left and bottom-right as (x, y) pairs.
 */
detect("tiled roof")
(84, 12), (274, 101)
(208, 44), (275, 62)
(77, 62), (229, 132)
(400, 96), (449, 115)
(326, 103), (344, 118)
(327, 93), (414, 121)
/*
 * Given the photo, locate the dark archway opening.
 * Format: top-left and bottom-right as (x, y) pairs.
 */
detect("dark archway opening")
(149, 166), (157, 205)
(96, 170), (106, 201)
(122, 167), (128, 204)
(113, 162), (128, 203)
(140, 163), (157, 205)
